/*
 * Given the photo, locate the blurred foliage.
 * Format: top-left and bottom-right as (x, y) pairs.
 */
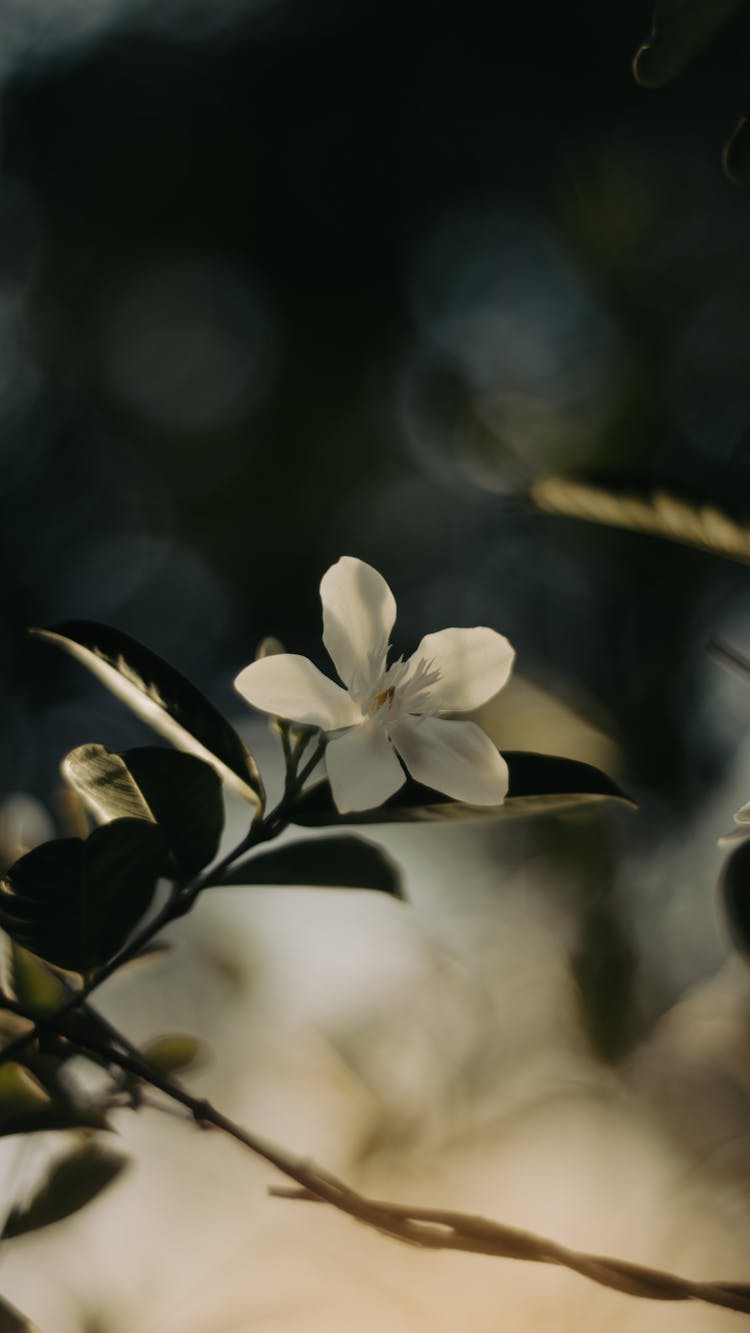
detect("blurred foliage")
(1, 1141), (128, 1241)
(634, 0), (750, 179)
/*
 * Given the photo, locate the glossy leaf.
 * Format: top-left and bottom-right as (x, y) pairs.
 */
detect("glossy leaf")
(290, 752), (631, 826)
(214, 834), (403, 897)
(2, 1142), (128, 1240)
(633, 0), (747, 88)
(0, 819), (166, 975)
(141, 1034), (204, 1075)
(33, 621), (264, 809)
(720, 837), (750, 957)
(63, 744), (224, 880)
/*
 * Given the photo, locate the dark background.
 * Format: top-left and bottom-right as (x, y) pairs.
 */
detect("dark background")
(4, 0), (750, 1046)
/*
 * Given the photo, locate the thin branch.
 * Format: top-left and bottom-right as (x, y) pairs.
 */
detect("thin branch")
(7, 995), (750, 1318)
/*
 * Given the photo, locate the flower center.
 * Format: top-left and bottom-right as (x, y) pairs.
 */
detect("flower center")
(374, 686), (395, 710)
(367, 683), (398, 721)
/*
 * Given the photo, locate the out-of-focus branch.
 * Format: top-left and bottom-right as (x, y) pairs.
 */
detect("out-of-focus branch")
(6, 993), (749, 1319)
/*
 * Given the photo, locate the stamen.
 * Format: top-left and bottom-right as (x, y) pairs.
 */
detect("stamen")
(374, 686), (396, 710)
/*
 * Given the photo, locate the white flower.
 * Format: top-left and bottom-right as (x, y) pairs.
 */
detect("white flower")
(234, 556), (515, 814)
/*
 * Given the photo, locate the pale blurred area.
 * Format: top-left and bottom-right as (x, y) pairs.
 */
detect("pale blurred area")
(3, 697), (750, 1332)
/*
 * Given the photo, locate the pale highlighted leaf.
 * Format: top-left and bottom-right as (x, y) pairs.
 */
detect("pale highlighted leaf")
(33, 621), (264, 810)
(530, 475), (750, 566)
(290, 752), (631, 826)
(214, 834), (404, 897)
(63, 744), (224, 880)
(2, 1142), (128, 1240)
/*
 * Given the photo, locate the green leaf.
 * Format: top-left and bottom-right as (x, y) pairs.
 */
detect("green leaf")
(33, 621), (264, 810)
(213, 835), (404, 897)
(0, 1064), (51, 1129)
(0, 1295), (42, 1331)
(0, 820), (166, 974)
(141, 1034), (204, 1075)
(2, 1142), (128, 1240)
(3, 939), (68, 1017)
(63, 744), (224, 880)
(290, 752), (632, 826)
(720, 836), (750, 957)
(0, 1050), (109, 1138)
(633, 0), (747, 88)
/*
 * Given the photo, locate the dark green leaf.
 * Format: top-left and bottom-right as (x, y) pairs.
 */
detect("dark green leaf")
(63, 744), (224, 880)
(633, 0), (747, 88)
(33, 621), (263, 810)
(0, 820), (166, 974)
(0, 1295), (42, 1331)
(720, 837), (750, 957)
(2, 1142), (128, 1240)
(141, 1034), (204, 1075)
(290, 752), (632, 826)
(213, 835), (403, 897)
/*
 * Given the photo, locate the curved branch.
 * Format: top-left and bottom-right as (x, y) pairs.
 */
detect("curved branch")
(10, 997), (749, 1319)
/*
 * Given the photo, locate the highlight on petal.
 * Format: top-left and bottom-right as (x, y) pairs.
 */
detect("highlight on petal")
(325, 719), (405, 813)
(410, 627), (515, 713)
(389, 715), (509, 805)
(235, 654), (361, 731)
(320, 556), (396, 697)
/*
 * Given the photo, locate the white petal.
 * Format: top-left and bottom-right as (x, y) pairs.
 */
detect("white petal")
(389, 715), (508, 805)
(235, 654), (361, 730)
(410, 627), (515, 713)
(320, 556), (397, 695)
(326, 720), (405, 813)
